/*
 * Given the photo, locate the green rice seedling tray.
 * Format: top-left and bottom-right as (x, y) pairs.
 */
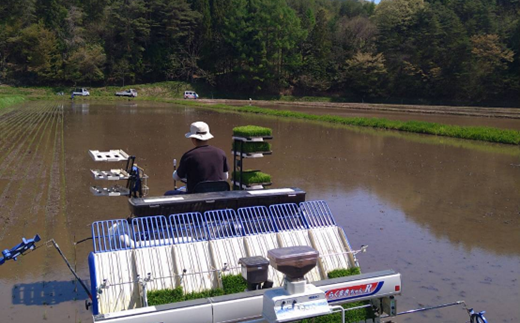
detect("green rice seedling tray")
(232, 141), (272, 154)
(232, 125), (272, 138)
(232, 170), (271, 186)
(147, 286), (224, 306)
(147, 274), (246, 306)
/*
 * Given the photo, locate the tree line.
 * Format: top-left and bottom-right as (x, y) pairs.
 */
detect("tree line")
(0, 0), (518, 104)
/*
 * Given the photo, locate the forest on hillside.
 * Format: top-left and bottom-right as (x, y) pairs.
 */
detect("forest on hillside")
(0, 0), (519, 104)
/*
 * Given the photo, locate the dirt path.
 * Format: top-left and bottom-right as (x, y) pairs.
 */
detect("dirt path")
(198, 99), (520, 119)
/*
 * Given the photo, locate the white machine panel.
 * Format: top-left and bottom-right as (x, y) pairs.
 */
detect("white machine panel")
(93, 251), (141, 314)
(91, 186), (130, 197)
(244, 233), (284, 287)
(91, 169), (130, 181)
(134, 246), (176, 292)
(172, 241), (217, 293)
(89, 150), (130, 162)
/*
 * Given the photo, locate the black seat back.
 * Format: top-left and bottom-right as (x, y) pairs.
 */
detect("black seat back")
(192, 181), (230, 193)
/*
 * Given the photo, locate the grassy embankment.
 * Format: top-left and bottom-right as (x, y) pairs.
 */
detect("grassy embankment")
(1, 82), (519, 145)
(176, 100), (520, 145)
(0, 81), (195, 101)
(0, 95), (25, 110)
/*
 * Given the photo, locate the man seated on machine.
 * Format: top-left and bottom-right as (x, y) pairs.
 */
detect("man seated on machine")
(165, 121), (229, 195)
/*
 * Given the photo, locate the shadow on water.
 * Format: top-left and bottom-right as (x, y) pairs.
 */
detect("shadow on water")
(12, 280), (88, 306)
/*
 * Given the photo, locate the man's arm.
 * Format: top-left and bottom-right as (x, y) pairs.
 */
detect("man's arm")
(173, 154), (188, 182)
(172, 170), (186, 182)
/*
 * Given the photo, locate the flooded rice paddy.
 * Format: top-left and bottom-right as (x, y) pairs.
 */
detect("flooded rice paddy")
(0, 101), (518, 322)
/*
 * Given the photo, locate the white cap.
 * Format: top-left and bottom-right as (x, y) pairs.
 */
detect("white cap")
(185, 121), (214, 140)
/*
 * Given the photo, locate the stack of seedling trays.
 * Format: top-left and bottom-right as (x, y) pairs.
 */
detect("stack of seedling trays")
(88, 149), (149, 197)
(232, 126), (272, 190)
(232, 170), (272, 190)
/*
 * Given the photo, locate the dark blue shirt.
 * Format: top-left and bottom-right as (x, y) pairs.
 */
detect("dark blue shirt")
(176, 145), (229, 193)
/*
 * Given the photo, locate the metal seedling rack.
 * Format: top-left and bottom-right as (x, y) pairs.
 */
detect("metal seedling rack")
(89, 149), (149, 197)
(231, 131), (273, 190)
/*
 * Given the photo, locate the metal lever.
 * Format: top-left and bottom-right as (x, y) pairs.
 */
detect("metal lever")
(0, 235), (41, 265)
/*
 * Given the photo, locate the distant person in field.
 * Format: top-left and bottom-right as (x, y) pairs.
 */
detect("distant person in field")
(166, 121), (229, 195)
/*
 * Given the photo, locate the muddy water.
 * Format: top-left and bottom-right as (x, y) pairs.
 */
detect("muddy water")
(0, 101), (518, 323)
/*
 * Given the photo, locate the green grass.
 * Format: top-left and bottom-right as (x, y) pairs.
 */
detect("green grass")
(0, 95), (25, 110)
(232, 141), (271, 153)
(233, 125), (273, 137)
(233, 170), (272, 185)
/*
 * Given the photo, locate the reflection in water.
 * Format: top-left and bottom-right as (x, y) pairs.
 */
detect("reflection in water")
(115, 102), (138, 114)
(266, 117), (520, 255)
(12, 280), (87, 306)
(71, 102), (90, 114)
(0, 102), (517, 323)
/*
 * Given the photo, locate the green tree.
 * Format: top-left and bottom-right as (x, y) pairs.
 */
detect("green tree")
(7, 22), (62, 83)
(65, 45), (106, 85)
(343, 52), (387, 98)
(466, 34), (514, 101)
(105, 0), (150, 83)
(146, 0), (200, 82)
(297, 9), (332, 92)
(221, 0), (304, 92)
(0, 0), (37, 26)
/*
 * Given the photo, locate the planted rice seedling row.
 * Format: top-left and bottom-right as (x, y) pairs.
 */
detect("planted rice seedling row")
(0, 106), (47, 144)
(0, 104), (60, 240)
(0, 104), (62, 240)
(0, 104), (55, 167)
(0, 104), (58, 186)
(0, 108), (28, 127)
(42, 107), (68, 266)
(0, 105), (56, 170)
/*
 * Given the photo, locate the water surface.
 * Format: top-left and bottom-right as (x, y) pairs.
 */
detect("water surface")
(0, 101), (518, 322)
